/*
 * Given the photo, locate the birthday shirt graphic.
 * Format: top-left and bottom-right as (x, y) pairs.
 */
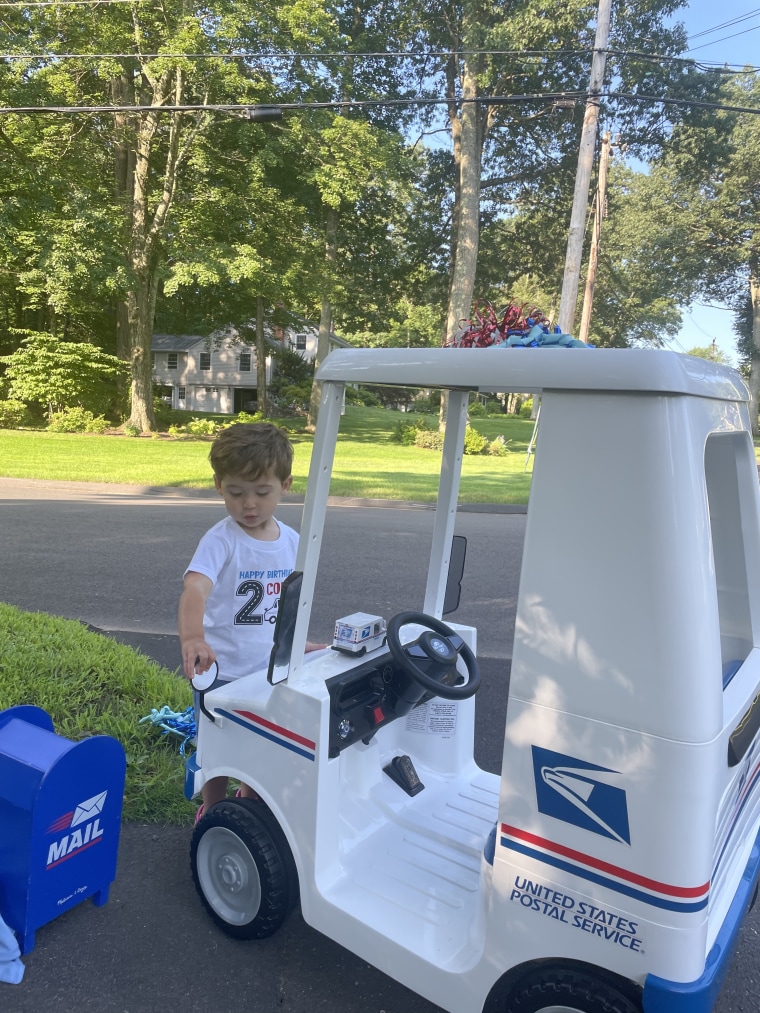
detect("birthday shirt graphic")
(532, 746), (631, 845)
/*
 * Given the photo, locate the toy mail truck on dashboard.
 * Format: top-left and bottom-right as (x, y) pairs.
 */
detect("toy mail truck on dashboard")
(332, 612), (387, 655)
(186, 348), (760, 1013)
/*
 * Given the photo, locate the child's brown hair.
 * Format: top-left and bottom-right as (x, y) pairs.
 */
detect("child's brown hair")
(209, 423), (293, 483)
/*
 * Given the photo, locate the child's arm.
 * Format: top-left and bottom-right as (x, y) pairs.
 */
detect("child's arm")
(178, 571), (215, 680)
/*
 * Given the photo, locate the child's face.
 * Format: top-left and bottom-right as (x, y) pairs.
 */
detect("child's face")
(214, 470), (293, 537)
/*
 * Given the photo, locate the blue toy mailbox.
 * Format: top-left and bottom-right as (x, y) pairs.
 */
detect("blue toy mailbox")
(0, 705), (126, 954)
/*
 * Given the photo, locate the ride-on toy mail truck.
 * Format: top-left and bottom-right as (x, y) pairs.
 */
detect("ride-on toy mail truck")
(186, 348), (760, 1013)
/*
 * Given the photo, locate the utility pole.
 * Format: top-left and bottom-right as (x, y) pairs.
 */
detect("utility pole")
(557, 0), (613, 338)
(578, 131), (612, 345)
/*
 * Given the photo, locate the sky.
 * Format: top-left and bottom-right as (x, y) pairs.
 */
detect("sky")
(660, 3), (760, 362)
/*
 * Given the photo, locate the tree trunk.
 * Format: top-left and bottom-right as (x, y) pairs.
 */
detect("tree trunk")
(440, 58), (484, 432)
(307, 205), (338, 431)
(748, 273), (760, 436)
(256, 296), (268, 418)
(127, 264), (159, 431)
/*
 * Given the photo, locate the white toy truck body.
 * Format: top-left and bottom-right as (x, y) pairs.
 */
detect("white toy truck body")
(187, 348), (760, 1013)
(332, 612), (387, 655)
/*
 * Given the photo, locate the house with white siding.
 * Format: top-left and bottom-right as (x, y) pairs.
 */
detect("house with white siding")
(151, 323), (350, 415)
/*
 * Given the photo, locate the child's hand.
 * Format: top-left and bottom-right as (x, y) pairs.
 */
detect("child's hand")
(182, 639), (216, 681)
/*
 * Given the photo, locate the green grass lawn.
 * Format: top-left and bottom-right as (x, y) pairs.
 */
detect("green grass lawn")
(0, 407), (537, 504)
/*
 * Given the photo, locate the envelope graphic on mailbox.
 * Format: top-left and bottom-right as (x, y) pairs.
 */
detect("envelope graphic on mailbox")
(71, 791), (108, 828)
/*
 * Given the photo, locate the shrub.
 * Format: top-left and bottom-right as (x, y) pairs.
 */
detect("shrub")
(463, 426), (488, 455)
(186, 417), (221, 437)
(122, 423), (141, 437)
(519, 398), (534, 419)
(392, 417), (427, 445)
(234, 410), (264, 424)
(167, 424), (187, 437)
(0, 398), (28, 428)
(467, 400), (486, 417)
(48, 407), (110, 433)
(487, 435), (511, 457)
(414, 428), (445, 451)
(345, 386), (382, 408)
(486, 402), (505, 416)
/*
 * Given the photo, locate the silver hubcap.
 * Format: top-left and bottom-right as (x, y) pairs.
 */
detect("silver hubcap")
(197, 826), (261, 925)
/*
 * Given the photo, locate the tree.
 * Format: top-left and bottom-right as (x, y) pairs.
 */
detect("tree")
(641, 74), (760, 427)
(1, 333), (126, 416)
(0, 1), (341, 430)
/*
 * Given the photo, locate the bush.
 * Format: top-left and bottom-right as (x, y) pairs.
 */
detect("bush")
(122, 423), (141, 437)
(392, 417), (427, 445)
(48, 407), (110, 433)
(486, 402), (505, 416)
(467, 400), (486, 417)
(234, 410), (264, 424)
(463, 426), (488, 455)
(0, 398), (29, 428)
(186, 417), (221, 437)
(487, 435), (511, 457)
(345, 386), (382, 408)
(519, 398), (534, 419)
(414, 428), (445, 451)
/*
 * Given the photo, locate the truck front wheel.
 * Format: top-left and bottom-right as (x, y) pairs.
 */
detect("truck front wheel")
(506, 967), (642, 1013)
(190, 798), (297, 939)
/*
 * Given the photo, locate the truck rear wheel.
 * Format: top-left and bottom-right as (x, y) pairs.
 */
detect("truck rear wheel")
(506, 967), (642, 1013)
(190, 798), (297, 939)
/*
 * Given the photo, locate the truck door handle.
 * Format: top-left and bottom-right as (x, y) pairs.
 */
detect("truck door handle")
(728, 690), (760, 767)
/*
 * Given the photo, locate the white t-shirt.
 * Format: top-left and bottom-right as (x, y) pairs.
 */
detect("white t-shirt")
(185, 514), (299, 681)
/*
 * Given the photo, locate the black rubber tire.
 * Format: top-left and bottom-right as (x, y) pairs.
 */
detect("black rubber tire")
(190, 798), (298, 940)
(506, 967), (642, 1013)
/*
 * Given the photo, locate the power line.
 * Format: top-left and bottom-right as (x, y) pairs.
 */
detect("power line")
(0, 0), (136, 5)
(687, 8), (760, 41)
(1, 45), (757, 73)
(687, 23), (760, 55)
(1, 88), (759, 118)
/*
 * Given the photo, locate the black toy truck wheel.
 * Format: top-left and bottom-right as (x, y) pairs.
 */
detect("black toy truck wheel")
(506, 967), (642, 1013)
(190, 798), (298, 940)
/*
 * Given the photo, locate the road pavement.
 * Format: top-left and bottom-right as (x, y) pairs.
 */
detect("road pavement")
(0, 478), (758, 1012)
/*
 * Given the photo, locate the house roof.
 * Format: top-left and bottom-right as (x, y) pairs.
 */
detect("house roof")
(152, 334), (205, 351)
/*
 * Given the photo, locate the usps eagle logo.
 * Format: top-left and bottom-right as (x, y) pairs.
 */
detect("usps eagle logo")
(531, 747), (631, 845)
(46, 791), (108, 868)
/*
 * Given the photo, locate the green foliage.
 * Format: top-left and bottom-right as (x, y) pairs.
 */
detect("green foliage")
(463, 426), (488, 455)
(487, 435), (511, 457)
(519, 398), (534, 419)
(687, 345), (732, 365)
(47, 407), (110, 433)
(414, 427), (445, 451)
(1, 333), (126, 415)
(186, 417), (221, 437)
(234, 410), (264, 424)
(0, 399), (29, 429)
(392, 417), (428, 445)
(122, 423), (141, 437)
(345, 386), (382, 407)
(467, 400), (486, 417)
(0, 603), (195, 824)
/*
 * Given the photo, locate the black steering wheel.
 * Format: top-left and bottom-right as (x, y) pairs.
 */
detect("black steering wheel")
(386, 612), (481, 700)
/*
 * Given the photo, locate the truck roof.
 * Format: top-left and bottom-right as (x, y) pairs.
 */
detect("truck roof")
(316, 347), (747, 402)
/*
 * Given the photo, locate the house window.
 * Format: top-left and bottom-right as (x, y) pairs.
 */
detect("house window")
(200, 352), (211, 370)
(239, 352), (251, 372)
(295, 333), (307, 351)
(168, 352), (178, 369)
(178, 386), (186, 399)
